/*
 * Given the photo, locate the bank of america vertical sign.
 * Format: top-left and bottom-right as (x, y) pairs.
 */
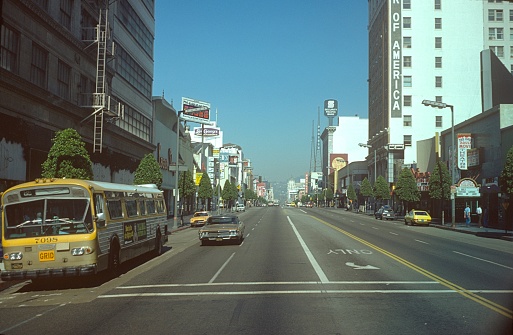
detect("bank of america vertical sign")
(390, 0), (402, 118)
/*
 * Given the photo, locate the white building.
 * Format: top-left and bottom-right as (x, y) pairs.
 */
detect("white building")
(366, 0), (513, 186)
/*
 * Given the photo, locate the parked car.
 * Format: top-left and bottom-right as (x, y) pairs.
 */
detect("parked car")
(198, 215), (245, 245)
(190, 211), (210, 227)
(404, 209), (432, 226)
(374, 206), (395, 220)
(236, 203), (245, 212)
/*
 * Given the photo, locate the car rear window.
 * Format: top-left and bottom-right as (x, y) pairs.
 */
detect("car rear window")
(210, 217), (237, 224)
(414, 211), (428, 216)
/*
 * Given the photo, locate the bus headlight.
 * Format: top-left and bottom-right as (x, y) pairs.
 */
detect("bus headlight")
(7, 252), (23, 260)
(71, 247), (94, 256)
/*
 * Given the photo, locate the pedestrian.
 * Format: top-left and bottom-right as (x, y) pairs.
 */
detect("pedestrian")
(464, 204), (471, 227)
(477, 205), (483, 227)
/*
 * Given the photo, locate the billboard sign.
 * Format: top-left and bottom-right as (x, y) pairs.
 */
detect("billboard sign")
(180, 113), (214, 125)
(194, 127), (220, 137)
(457, 133), (472, 170)
(182, 97), (210, 120)
(324, 99), (338, 117)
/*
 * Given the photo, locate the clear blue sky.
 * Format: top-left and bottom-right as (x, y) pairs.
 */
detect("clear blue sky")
(152, 1), (369, 183)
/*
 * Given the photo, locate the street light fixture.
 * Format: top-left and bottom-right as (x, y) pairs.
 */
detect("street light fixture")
(422, 99), (456, 227)
(359, 143), (376, 183)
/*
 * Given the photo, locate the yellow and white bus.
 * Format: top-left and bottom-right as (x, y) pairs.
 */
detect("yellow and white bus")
(1, 178), (168, 281)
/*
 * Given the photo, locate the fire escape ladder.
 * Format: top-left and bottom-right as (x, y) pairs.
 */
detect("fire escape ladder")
(93, 8), (108, 153)
(93, 111), (104, 153)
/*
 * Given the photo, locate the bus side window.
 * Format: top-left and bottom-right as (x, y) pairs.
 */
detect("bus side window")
(94, 194), (106, 227)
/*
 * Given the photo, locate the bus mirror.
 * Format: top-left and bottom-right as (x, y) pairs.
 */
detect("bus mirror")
(96, 213), (106, 227)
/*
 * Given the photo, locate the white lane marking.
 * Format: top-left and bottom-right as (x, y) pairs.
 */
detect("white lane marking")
(117, 281), (439, 289)
(0, 303), (66, 334)
(345, 262), (380, 270)
(389, 232), (398, 236)
(287, 216), (329, 283)
(99, 289), (513, 299)
(372, 227), (379, 230)
(453, 251), (513, 270)
(415, 239), (429, 245)
(209, 252), (235, 283)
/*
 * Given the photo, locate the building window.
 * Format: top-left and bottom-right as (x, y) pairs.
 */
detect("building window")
(59, 0), (73, 30)
(435, 96), (443, 103)
(489, 27), (504, 40)
(403, 56), (412, 67)
(510, 28), (513, 40)
(435, 0), (441, 10)
(435, 76), (443, 88)
(404, 115), (412, 126)
(403, 17), (411, 29)
(57, 60), (71, 100)
(404, 135), (412, 146)
(436, 116), (443, 128)
(489, 9), (503, 22)
(511, 46), (513, 58)
(403, 76), (412, 87)
(403, 36), (412, 48)
(435, 37), (442, 49)
(403, 0), (411, 9)
(0, 25), (19, 73)
(435, 18), (442, 29)
(490, 46), (504, 57)
(510, 65), (513, 75)
(510, 9), (513, 22)
(33, 0), (48, 11)
(117, 46), (152, 98)
(435, 56), (442, 68)
(404, 96), (412, 107)
(118, 1), (154, 57)
(116, 102), (152, 142)
(30, 43), (48, 88)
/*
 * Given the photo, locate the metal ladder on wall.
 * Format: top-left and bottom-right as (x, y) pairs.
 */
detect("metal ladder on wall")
(93, 8), (108, 153)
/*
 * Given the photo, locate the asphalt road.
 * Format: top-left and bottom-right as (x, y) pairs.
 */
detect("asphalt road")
(0, 207), (512, 335)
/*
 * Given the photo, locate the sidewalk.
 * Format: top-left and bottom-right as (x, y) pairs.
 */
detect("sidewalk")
(358, 210), (512, 242)
(428, 218), (513, 242)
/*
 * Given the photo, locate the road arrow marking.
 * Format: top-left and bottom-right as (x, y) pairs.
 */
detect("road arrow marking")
(345, 262), (379, 270)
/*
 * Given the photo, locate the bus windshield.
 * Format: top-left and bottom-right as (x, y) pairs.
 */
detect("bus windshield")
(4, 198), (93, 239)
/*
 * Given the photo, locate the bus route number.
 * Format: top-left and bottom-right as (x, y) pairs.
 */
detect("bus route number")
(35, 237), (58, 244)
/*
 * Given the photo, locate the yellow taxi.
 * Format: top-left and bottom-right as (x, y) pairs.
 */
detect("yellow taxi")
(404, 209), (431, 226)
(190, 211), (210, 227)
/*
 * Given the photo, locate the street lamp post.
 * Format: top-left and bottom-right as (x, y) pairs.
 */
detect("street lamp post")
(359, 143), (376, 183)
(173, 111), (182, 230)
(422, 100), (455, 227)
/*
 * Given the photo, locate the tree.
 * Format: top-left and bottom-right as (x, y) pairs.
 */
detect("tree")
(500, 145), (513, 195)
(429, 160), (451, 219)
(500, 145), (513, 230)
(360, 177), (374, 211)
(222, 180), (237, 209)
(41, 128), (93, 179)
(347, 184), (357, 210)
(325, 188), (334, 207)
(179, 170), (196, 213)
(133, 153), (163, 189)
(374, 175), (391, 206)
(197, 173), (213, 209)
(395, 168), (420, 212)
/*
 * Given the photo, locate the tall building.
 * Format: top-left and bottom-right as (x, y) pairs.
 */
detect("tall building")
(366, 0), (513, 187)
(0, 0), (156, 189)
